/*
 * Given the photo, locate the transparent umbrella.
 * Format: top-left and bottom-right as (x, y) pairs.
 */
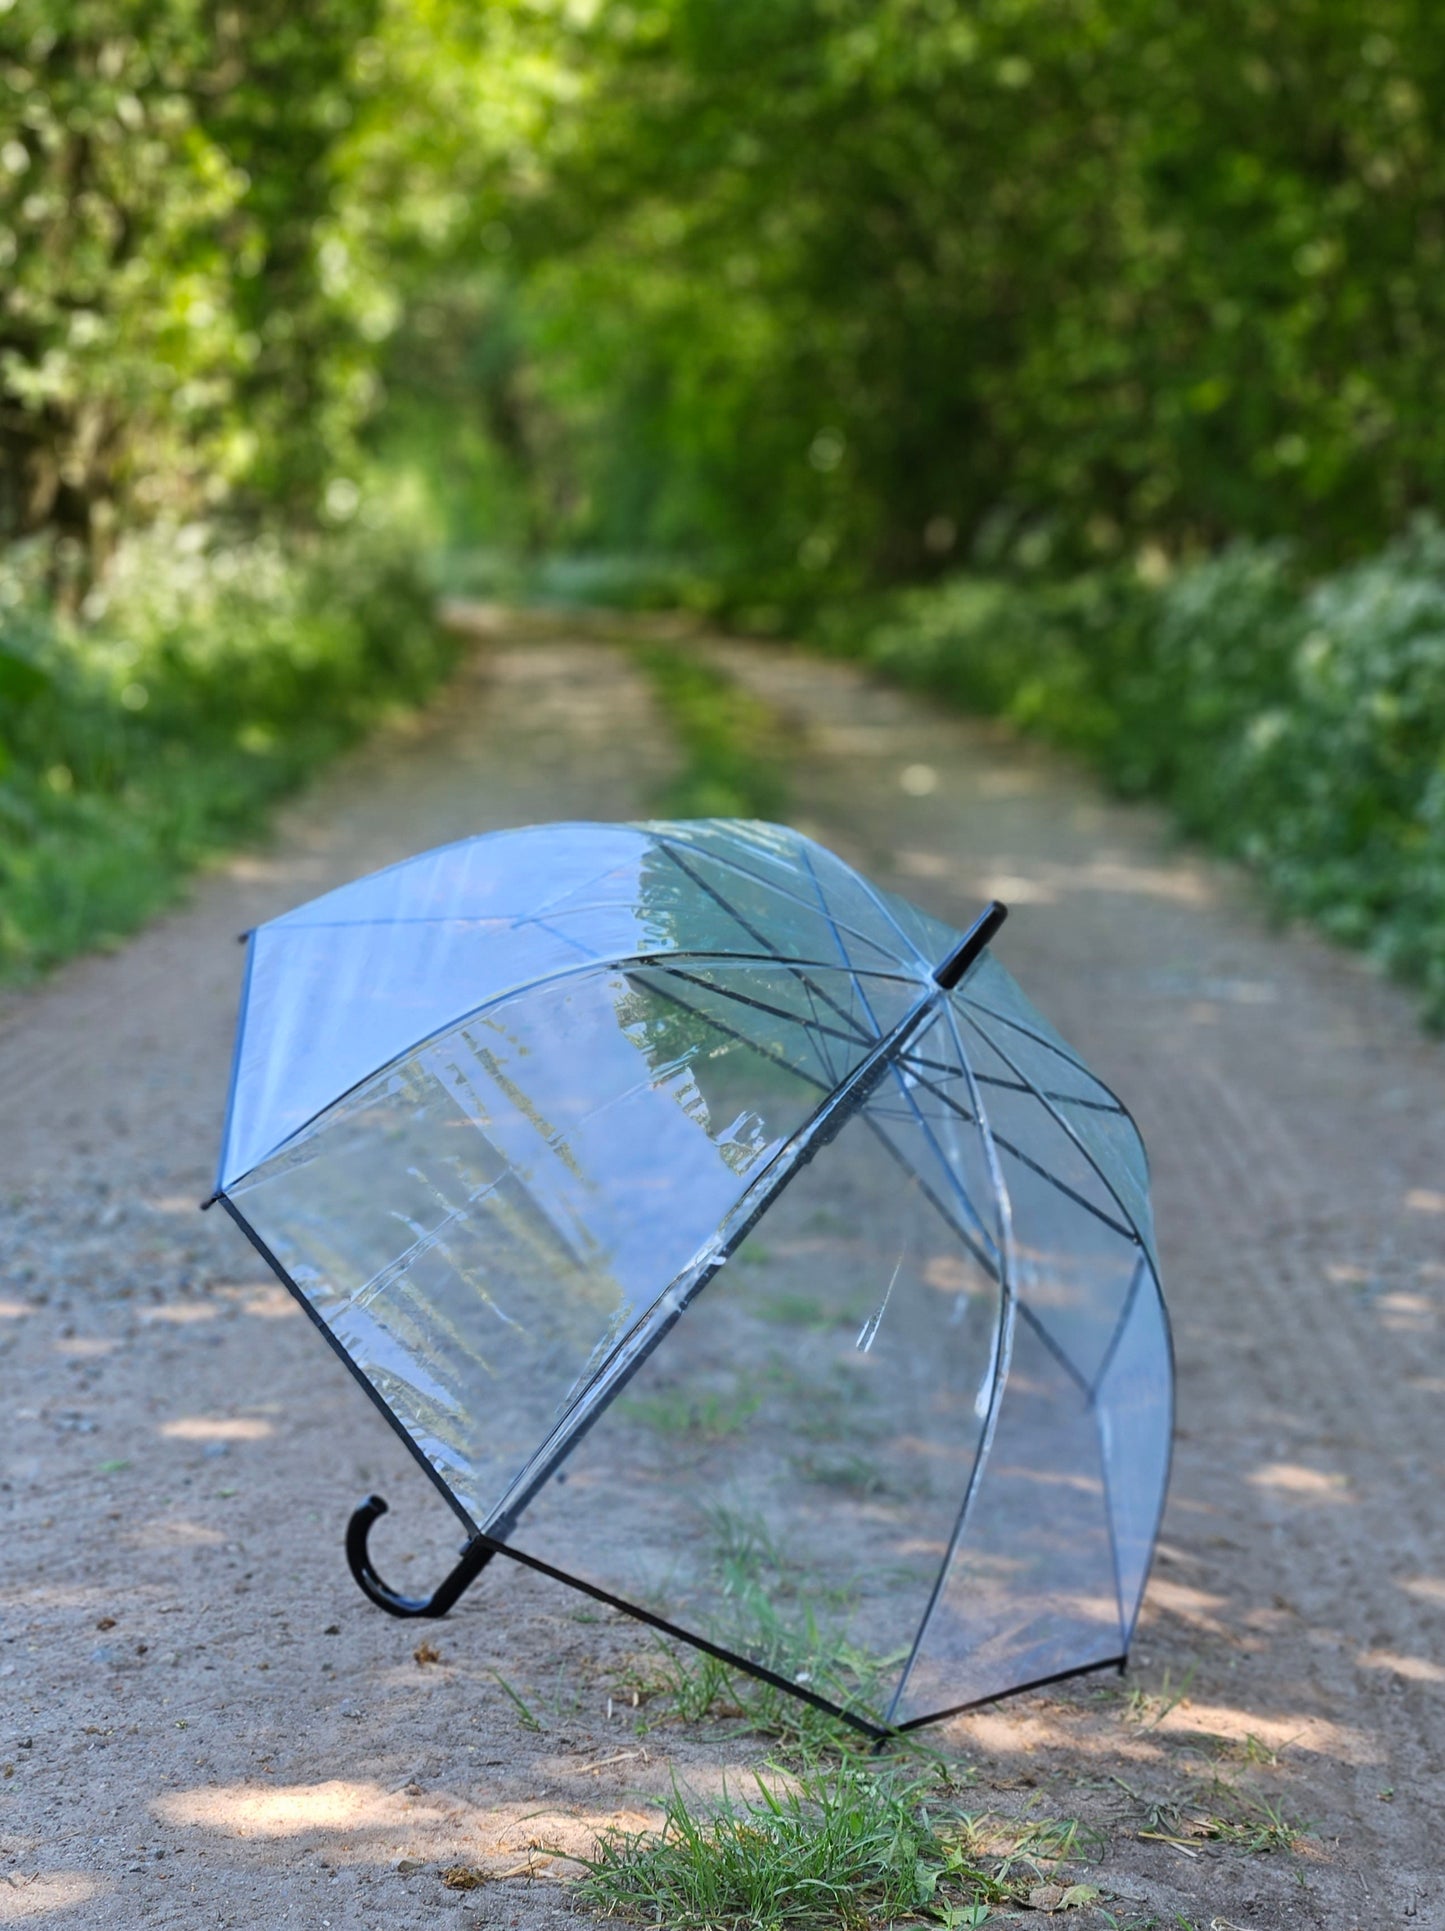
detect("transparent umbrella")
(208, 820), (1171, 1738)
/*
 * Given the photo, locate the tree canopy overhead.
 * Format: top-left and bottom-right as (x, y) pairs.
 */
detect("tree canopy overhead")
(3, 0), (1442, 583)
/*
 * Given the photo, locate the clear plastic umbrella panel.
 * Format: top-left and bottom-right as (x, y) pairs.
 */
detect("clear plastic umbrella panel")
(210, 820), (1172, 1738)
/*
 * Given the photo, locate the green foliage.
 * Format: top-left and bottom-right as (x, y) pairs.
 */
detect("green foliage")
(843, 525), (1445, 1021)
(0, 0), (403, 567)
(0, 524), (451, 979)
(429, 0), (1445, 588)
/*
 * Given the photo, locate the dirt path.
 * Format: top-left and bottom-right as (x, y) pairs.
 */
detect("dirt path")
(0, 616), (1440, 1928)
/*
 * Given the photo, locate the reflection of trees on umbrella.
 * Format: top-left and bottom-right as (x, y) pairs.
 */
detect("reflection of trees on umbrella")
(208, 820), (1171, 1738)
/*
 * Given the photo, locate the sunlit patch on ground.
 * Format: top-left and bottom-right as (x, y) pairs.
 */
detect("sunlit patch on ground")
(1246, 1462), (1352, 1503)
(1404, 1189), (1445, 1215)
(216, 1283), (299, 1319)
(154, 1779), (448, 1841)
(160, 1417), (273, 1442)
(1356, 1649), (1445, 1686)
(1143, 1578), (1235, 1636)
(1150, 1701), (1382, 1766)
(0, 1873), (110, 1919)
(139, 1303), (219, 1325)
(1399, 1575), (1445, 1607)
(1375, 1291), (1436, 1334)
(125, 1514), (226, 1549)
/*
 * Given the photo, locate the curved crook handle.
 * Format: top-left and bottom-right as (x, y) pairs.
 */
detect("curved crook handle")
(345, 1493), (497, 1619)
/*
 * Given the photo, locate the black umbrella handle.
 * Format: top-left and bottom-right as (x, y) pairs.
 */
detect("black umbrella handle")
(345, 1493), (496, 1617)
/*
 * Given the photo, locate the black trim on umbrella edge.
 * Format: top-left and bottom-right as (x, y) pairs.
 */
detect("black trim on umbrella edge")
(348, 1491), (890, 1743)
(214, 1194), (480, 1536)
(891, 1652), (1128, 1733)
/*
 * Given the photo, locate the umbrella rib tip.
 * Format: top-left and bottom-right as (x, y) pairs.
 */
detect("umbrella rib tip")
(934, 900), (1009, 991)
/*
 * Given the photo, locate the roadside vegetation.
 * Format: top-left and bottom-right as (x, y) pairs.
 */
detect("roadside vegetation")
(0, 526), (450, 977)
(821, 526), (1445, 1023)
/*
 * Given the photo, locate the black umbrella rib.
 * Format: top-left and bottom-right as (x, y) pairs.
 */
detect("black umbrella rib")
(860, 1117), (1001, 1283)
(891, 1652), (1126, 1733)
(879, 1037), (1128, 1115)
(649, 964), (876, 1053)
(464, 1535), (889, 1740)
(792, 852), (1006, 1269)
(1014, 1300), (1092, 1401)
(793, 837), (940, 1078)
(892, 1061), (1138, 1245)
(800, 973), (841, 1085)
(627, 973), (842, 1100)
(1087, 1252), (1149, 1406)
(960, 1010), (1150, 1248)
(806, 846), (935, 974)
(657, 842), (882, 1044)
(654, 834), (910, 973)
(959, 994), (1151, 1133)
(973, 1130), (1136, 1243)
(633, 972), (1000, 1282)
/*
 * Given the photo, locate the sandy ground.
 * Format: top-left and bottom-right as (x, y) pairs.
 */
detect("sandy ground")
(0, 613), (1441, 1929)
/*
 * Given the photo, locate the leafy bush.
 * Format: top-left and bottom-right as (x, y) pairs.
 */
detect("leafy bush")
(843, 526), (1445, 1022)
(0, 524), (453, 980)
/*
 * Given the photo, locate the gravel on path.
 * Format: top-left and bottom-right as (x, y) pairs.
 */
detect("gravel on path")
(0, 616), (1440, 1929)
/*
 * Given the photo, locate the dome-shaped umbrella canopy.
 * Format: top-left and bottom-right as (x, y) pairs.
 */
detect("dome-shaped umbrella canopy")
(213, 820), (1171, 1734)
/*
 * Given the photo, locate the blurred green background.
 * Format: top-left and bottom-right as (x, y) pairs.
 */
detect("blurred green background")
(1, 1), (1442, 1013)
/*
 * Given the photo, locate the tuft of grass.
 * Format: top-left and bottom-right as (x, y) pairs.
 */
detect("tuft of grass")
(1190, 1781), (1306, 1856)
(628, 1637), (892, 1756)
(619, 1383), (763, 1442)
(484, 1667), (542, 1732)
(616, 1508), (898, 1750)
(576, 1758), (1070, 1928)
(753, 1292), (840, 1329)
(575, 1761), (1101, 1927)
(1120, 1661), (1197, 1727)
(1125, 1771), (1309, 1858)
(793, 1450), (899, 1499)
(634, 644), (790, 821)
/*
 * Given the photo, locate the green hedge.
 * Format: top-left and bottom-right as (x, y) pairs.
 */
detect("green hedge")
(838, 526), (1445, 1023)
(0, 527), (455, 980)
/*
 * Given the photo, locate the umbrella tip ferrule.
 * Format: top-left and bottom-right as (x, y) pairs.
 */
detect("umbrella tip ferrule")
(934, 900), (1008, 992)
